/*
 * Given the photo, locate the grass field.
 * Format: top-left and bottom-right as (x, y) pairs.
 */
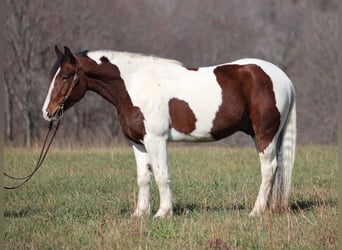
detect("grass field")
(4, 145), (337, 249)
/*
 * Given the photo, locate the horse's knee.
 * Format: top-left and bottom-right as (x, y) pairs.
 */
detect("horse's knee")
(137, 169), (152, 186)
(150, 168), (170, 189)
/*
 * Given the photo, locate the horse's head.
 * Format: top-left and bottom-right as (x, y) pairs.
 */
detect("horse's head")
(42, 46), (87, 121)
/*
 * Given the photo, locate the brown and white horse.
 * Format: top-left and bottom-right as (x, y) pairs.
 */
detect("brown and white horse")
(43, 46), (296, 218)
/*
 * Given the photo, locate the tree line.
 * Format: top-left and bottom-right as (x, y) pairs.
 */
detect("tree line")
(4, 0), (337, 147)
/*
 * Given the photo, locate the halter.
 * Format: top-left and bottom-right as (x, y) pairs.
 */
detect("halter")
(3, 69), (79, 189)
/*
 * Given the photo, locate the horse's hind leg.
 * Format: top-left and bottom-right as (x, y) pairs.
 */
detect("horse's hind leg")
(132, 143), (152, 217)
(250, 137), (278, 217)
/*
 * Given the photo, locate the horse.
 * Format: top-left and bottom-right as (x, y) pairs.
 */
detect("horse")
(42, 46), (296, 218)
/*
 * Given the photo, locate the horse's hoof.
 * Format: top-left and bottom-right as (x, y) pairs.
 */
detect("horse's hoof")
(249, 210), (261, 217)
(132, 209), (150, 218)
(153, 209), (173, 219)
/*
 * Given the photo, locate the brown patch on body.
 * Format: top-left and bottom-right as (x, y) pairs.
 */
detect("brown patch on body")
(100, 56), (110, 63)
(211, 64), (280, 153)
(168, 98), (197, 134)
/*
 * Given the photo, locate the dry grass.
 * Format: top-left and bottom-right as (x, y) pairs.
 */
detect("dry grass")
(4, 145), (337, 249)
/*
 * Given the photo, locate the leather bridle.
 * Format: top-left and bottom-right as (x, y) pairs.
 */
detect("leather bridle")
(4, 69), (79, 189)
(53, 68), (79, 121)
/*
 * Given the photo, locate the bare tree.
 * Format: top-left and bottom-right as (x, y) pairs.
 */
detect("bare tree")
(5, 0), (44, 146)
(4, 0), (338, 147)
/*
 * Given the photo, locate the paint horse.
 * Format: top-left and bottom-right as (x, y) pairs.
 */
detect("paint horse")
(43, 46), (296, 218)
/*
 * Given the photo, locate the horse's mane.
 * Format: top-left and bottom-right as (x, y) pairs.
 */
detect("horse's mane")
(88, 50), (183, 67)
(49, 49), (182, 81)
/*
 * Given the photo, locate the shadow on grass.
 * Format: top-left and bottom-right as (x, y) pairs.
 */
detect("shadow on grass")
(4, 207), (41, 218)
(120, 207), (131, 216)
(172, 197), (337, 216)
(290, 198), (337, 213)
(6, 198), (336, 218)
(173, 202), (246, 216)
(117, 203), (246, 217)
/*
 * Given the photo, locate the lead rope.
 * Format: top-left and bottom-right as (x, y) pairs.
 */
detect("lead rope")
(4, 120), (61, 189)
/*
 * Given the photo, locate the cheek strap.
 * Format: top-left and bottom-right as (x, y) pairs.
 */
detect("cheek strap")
(73, 68), (79, 85)
(62, 68), (79, 105)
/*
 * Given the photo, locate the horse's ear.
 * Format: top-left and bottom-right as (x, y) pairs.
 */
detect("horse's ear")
(55, 45), (64, 58)
(64, 46), (76, 64)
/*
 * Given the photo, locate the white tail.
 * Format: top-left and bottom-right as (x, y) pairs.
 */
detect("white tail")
(271, 98), (296, 211)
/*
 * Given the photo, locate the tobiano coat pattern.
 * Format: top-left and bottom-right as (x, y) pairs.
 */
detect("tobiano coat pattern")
(43, 46), (296, 218)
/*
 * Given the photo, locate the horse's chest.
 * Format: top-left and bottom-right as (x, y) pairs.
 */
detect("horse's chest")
(119, 107), (146, 144)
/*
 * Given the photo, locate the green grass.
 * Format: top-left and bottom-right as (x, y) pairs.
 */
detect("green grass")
(4, 145), (337, 249)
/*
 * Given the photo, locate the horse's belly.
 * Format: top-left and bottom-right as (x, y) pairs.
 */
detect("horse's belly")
(167, 128), (214, 142)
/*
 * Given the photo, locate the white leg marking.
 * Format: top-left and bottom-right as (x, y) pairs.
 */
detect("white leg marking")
(144, 134), (173, 218)
(132, 143), (152, 217)
(250, 139), (278, 217)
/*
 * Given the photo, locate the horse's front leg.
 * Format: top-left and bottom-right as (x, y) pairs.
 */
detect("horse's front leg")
(144, 134), (173, 218)
(132, 143), (152, 217)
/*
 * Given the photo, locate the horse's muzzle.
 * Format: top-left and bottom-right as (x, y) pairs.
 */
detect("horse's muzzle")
(44, 106), (64, 121)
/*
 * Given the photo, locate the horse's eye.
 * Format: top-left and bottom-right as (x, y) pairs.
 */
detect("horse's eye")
(62, 76), (69, 82)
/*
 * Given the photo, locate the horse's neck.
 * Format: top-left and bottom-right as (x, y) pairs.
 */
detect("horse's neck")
(86, 71), (133, 114)
(83, 51), (182, 112)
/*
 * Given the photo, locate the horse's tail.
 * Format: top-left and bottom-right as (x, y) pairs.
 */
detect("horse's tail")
(271, 95), (296, 211)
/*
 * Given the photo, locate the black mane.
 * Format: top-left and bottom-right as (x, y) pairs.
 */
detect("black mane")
(76, 50), (89, 57)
